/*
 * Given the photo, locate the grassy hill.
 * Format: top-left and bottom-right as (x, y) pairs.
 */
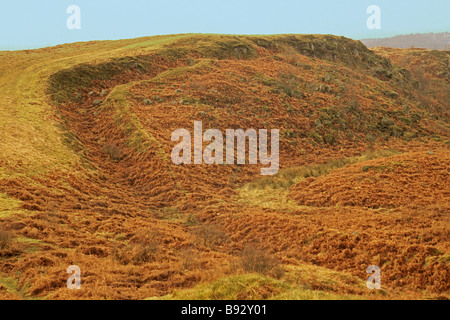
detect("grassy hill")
(0, 34), (448, 300)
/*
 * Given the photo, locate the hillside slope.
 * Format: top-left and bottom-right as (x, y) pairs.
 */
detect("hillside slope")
(0, 34), (448, 300)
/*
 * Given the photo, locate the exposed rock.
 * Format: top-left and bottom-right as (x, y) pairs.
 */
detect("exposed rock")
(365, 133), (377, 142)
(319, 84), (332, 93)
(384, 90), (399, 99)
(309, 83), (319, 91)
(323, 134), (336, 145)
(403, 131), (417, 141)
(186, 58), (195, 66)
(381, 117), (395, 127)
(143, 99), (153, 105)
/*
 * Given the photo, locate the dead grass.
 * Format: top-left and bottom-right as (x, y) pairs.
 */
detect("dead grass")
(237, 149), (402, 210)
(0, 34), (448, 300)
(103, 143), (124, 161)
(289, 150), (450, 208)
(112, 229), (161, 265)
(112, 242), (158, 265)
(152, 265), (369, 300)
(240, 244), (284, 278)
(0, 228), (13, 250)
(193, 223), (228, 250)
(244, 149), (401, 191)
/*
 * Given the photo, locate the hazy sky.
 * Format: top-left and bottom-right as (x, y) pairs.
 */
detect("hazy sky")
(1, 0), (449, 50)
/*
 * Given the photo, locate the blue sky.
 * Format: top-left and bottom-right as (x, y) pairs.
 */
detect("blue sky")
(0, 0), (449, 50)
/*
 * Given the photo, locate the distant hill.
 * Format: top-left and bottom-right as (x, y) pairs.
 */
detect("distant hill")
(361, 32), (450, 50)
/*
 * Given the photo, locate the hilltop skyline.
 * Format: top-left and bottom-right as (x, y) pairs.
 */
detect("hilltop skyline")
(1, 0), (449, 50)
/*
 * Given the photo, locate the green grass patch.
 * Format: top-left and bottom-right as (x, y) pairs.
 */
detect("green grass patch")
(103, 84), (164, 155)
(0, 273), (36, 300)
(0, 193), (27, 218)
(237, 149), (401, 210)
(148, 266), (366, 300)
(245, 149), (401, 190)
